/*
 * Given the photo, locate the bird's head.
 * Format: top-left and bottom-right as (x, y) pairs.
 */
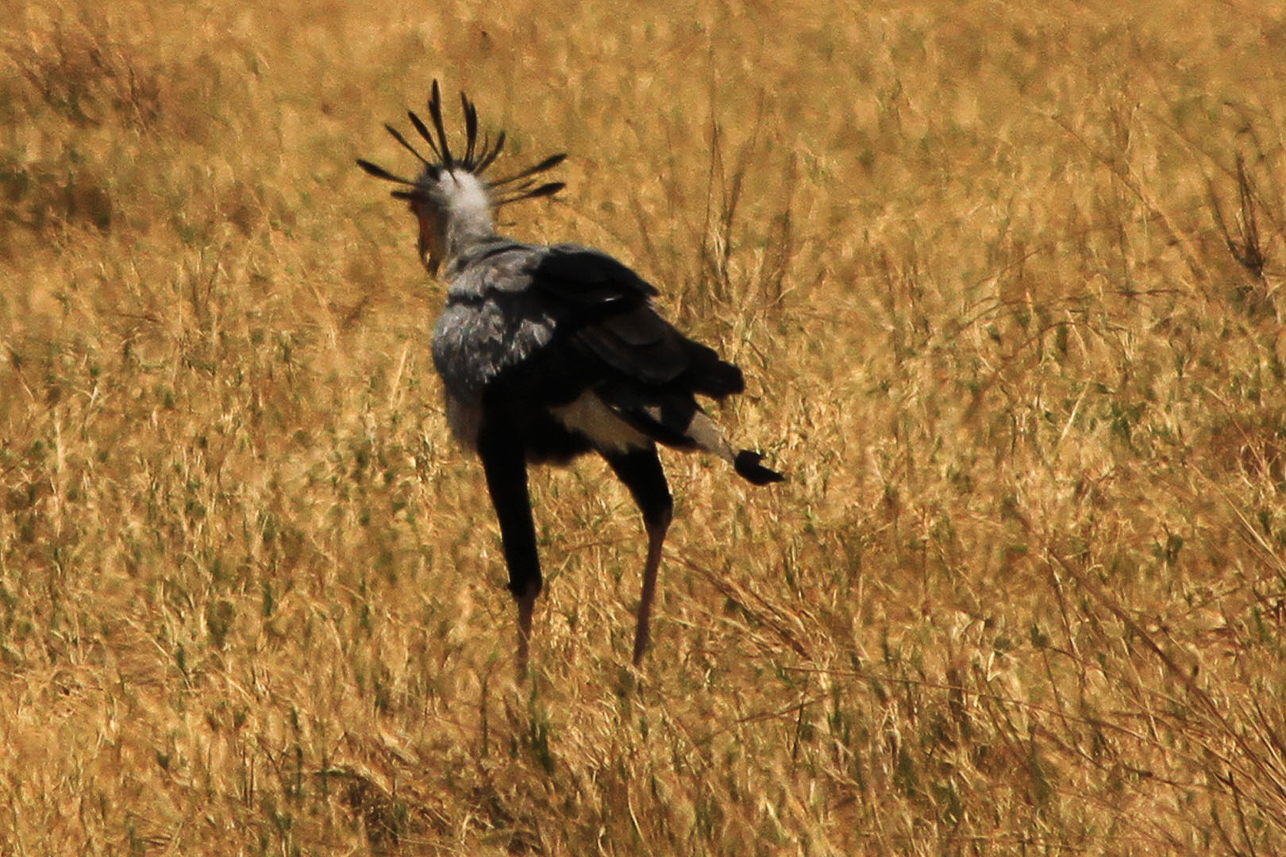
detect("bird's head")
(357, 80), (566, 277)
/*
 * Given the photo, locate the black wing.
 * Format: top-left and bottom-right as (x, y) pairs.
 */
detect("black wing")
(477, 244), (782, 482)
(528, 245), (744, 401)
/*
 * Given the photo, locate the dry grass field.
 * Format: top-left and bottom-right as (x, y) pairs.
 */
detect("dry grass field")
(4, 0), (1286, 853)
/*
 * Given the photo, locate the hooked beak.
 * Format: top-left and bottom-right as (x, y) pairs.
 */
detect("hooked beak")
(416, 211), (443, 277)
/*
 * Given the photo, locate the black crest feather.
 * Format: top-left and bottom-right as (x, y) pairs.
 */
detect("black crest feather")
(356, 80), (565, 207)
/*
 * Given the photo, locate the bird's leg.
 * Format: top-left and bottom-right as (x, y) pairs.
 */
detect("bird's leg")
(632, 514), (669, 666)
(478, 423), (542, 682)
(516, 591), (536, 679)
(604, 448), (673, 668)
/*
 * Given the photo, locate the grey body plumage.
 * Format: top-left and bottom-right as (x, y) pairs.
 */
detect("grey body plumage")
(432, 243), (559, 447)
(358, 82), (782, 676)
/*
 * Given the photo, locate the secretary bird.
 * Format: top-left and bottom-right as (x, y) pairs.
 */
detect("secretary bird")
(357, 81), (783, 676)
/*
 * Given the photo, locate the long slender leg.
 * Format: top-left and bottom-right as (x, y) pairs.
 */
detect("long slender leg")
(477, 424), (541, 680)
(604, 447), (673, 667)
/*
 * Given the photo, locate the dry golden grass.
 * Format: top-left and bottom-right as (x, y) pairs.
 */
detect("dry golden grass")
(4, 0), (1286, 853)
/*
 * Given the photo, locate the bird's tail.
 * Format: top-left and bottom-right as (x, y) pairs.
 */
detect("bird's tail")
(734, 450), (785, 485)
(686, 412), (784, 485)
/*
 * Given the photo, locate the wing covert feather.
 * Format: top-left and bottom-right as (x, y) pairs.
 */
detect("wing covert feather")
(525, 246), (742, 397)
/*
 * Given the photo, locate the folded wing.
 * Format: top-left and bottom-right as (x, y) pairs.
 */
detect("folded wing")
(519, 245), (781, 484)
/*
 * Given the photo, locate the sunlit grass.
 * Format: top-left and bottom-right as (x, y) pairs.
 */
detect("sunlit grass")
(3, 0), (1286, 853)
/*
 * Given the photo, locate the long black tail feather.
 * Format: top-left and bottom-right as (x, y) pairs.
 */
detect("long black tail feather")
(734, 450), (785, 485)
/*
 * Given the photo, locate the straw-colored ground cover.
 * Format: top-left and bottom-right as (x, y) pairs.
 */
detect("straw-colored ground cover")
(3, 1), (1286, 852)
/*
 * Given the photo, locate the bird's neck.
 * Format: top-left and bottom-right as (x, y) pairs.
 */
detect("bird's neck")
(446, 213), (496, 260)
(442, 171), (498, 265)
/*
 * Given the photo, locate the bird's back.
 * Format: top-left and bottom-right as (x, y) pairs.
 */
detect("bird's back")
(431, 240), (752, 466)
(432, 241), (556, 396)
